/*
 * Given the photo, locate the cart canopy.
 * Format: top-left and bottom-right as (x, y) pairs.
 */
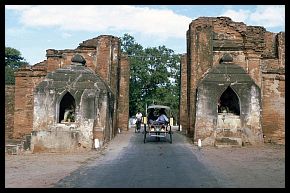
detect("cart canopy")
(147, 105), (170, 110)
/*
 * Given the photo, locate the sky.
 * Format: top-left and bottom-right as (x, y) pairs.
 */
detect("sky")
(5, 5), (285, 65)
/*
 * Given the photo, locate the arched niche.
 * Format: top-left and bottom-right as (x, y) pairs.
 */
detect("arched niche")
(58, 92), (76, 123)
(218, 86), (240, 115)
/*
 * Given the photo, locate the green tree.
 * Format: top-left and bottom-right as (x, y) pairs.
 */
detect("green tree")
(5, 47), (28, 84)
(121, 34), (181, 124)
(121, 34), (146, 116)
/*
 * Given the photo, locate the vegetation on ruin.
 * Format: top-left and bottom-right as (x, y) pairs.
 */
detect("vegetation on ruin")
(5, 47), (28, 85)
(121, 34), (181, 124)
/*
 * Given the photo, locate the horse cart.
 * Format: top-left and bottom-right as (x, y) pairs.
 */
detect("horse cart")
(143, 105), (173, 143)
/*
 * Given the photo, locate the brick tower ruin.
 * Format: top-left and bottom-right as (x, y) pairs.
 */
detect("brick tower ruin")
(179, 17), (285, 146)
(11, 35), (130, 152)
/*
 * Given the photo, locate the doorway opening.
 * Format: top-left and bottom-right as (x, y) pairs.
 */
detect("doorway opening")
(218, 86), (240, 115)
(59, 92), (76, 123)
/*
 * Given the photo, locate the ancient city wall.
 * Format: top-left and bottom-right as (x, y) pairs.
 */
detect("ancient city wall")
(13, 67), (46, 139)
(117, 56), (130, 133)
(5, 85), (15, 142)
(179, 54), (188, 131)
(181, 17), (285, 145)
(10, 35), (129, 148)
(261, 32), (285, 144)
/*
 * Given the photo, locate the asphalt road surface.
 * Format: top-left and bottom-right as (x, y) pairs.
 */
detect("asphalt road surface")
(54, 129), (220, 188)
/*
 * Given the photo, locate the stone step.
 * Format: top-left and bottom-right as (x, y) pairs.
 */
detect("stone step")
(5, 144), (22, 155)
(215, 137), (242, 147)
(5, 134), (32, 154)
(5, 139), (22, 146)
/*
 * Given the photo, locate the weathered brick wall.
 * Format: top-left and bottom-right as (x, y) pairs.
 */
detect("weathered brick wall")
(46, 49), (95, 72)
(187, 18), (213, 136)
(78, 35), (121, 92)
(243, 26), (267, 88)
(110, 37), (121, 137)
(246, 54), (262, 88)
(46, 49), (63, 72)
(109, 36), (121, 95)
(262, 32), (277, 58)
(117, 56), (130, 132)
(261, 32), (285, 144)
(277, 32), (285, 68)
(12, 35), (129, 147)
(79, 35), (121, 138)
(5, 85), (15, 142)
(95, 36), (113, 84)
(182, 17), (285, 144)
(13, 68), (46, 139)
(179, 54), (187, 131)
(30, 60), (113, 152)
(186, 24), (196, 137)
(262, 74), (285, 144)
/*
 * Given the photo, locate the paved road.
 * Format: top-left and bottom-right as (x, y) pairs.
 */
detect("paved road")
(54, 128), (220, 188)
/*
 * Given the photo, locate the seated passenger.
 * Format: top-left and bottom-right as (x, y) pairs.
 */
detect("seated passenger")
(148, 109), (158, 125)
(156, 109), (169, 125)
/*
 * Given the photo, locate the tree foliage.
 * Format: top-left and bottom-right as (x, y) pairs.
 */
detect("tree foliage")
(5, 47), (28, 84)
(121, 34), (181, 124)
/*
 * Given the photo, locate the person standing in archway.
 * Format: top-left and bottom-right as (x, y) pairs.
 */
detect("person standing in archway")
(63, 105), (74, 122)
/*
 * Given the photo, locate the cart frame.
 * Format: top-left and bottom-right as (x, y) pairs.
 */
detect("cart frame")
(143, 105), (173, 143)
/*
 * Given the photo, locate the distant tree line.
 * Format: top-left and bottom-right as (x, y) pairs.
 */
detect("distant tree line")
(5, 47), (28, 85)
(121, 34), (181, 124)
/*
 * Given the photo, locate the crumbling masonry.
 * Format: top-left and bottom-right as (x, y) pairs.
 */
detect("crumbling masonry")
(5, 17), (285, 151)
(10, 35), (130, 152)
(179, 17), (285, 146)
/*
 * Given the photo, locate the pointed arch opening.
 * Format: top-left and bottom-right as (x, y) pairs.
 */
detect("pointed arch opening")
(218, 86), (240, 115)
(59, 92), (76, 123)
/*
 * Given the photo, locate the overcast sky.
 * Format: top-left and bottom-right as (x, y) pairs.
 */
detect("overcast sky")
(5, 5), (285, 65)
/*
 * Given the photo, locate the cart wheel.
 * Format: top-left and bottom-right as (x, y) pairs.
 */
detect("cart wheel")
(169, 126), (172, 143)
(144, 126), (146, 143)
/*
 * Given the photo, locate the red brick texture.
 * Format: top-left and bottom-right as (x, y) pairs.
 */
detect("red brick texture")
(117, 56), (130, 132)
(13, 68), (46, 139)
(10, 35), (130, 146)
(5, 85), (15, 142)
(181, 17), (285, 144)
